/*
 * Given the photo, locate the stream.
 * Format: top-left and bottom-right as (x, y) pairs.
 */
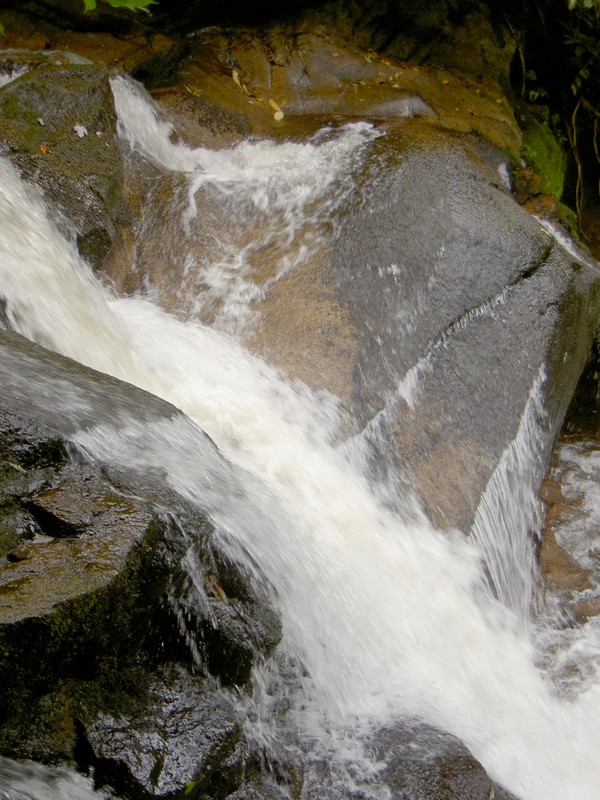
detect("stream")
(0, 74), (599, 800)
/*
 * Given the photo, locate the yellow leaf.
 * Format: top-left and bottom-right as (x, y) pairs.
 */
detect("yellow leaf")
(183, 83), (202, 97)
(269, 98), (282, 113)
(273, 110), (284, 121)
(204, 572), (228, 604)
(232, 69), (242, 88)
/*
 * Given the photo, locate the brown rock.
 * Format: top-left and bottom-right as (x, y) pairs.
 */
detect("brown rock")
(573, 595), (600, 622)
(538, 528), (591, 592)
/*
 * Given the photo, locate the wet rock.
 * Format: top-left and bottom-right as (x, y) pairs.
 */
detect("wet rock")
(374, 721), (518, 800)
(117, 93), (597, 533)
(0, 57), (121, 269)
(169, 26), (520, 150)
(83, 16), (600, 537)
(82, 666), (242, 800)
(150, 85), (252, 149)
(539, 527), (591, 592)
(0, 330), (281, 778)
(0, 409), (67, 473)
(1, 9), (184, 90)
(0, 508), (39, 560)
(537, 395), (600, 628)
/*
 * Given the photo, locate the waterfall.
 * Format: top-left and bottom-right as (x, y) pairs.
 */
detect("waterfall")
(470, 367), (546, 627)
(1, 76), (600, 800)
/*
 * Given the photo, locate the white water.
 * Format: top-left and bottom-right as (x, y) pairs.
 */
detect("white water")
(112, 74), (381, 334)
(1, 77), (600, 800)
(0, 756), (113, 800)
(470, 368), (546, 627)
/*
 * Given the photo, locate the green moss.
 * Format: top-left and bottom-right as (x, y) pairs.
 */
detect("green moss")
(521, 113), (567, 199)
(0, 91), (45, 151)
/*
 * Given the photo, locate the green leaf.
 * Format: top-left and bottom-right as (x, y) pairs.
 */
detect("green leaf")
(104, 0), (158, 11)
(83, 0), (158, 11)
(0, 460), (26, 474)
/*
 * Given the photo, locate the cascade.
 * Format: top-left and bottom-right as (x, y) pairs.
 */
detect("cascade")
(0, 75), (599, 800)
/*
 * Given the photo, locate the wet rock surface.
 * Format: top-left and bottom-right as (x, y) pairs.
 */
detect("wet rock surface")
(0, 55), (122, 269)
(538, 353), (600, 627)
(1, 4), (599, 799)
(0, 331), (281, 796)
(81, 666), (242, 800)
(374, 722), (518, 800)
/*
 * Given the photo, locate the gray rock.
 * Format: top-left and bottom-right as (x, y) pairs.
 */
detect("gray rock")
(0, 330), (281, 778)
(374, 721), (518, 800)
(83, 666), (242, 800)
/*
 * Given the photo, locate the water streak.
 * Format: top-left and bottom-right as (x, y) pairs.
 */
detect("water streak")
(470, 368), (547, 626)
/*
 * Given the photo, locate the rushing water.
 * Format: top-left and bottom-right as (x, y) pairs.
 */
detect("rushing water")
(1, 75), (600, 800)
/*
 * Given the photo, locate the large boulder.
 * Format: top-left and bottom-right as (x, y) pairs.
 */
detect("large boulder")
(0, 330), (281, 796)
(104, 67), (600, 535)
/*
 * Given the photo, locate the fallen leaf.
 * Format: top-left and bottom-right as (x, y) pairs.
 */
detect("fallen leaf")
(269, 98), (283, 113)
(183, 83), (202, 97)
(232, 69), (242, 88)
(39, 145), (51, 154)
(273, 110), (284, 121)
(204, 572), (228, 603)
(73, 123), (88, 138)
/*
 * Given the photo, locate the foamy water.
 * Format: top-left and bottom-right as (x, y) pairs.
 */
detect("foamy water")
(0, 76), (599, 800)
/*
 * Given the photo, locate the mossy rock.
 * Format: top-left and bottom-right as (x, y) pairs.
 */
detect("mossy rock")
(0, 59), (122, 268)
(520, 108), (567, 200)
